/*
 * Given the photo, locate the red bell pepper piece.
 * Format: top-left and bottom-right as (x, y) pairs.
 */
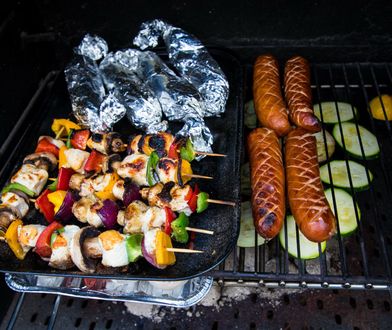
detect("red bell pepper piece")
(168, 141), (180, 159)
(35, 189), (56, 223)
(187, 184), (199, 213)
(35, 138), (59, 158)
(84, 150), (106, 173)
(57, 167), (75, 191)
(35, 221), (63, 258)
(184, 186), (193, 202)
(71, 129), (90, 150)
(164, 207), (177, 235)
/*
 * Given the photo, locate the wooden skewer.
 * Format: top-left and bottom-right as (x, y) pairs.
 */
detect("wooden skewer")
(185, 227), (214, 235)
(55, 127), (65, 140)
(207, 199), (236, 207)
(183, 174), (213, 180)
(30, 199), (36, 203)
(194, 151), (226, 157)
(166, 248), (204, 254)
(48, 178), (57, 181)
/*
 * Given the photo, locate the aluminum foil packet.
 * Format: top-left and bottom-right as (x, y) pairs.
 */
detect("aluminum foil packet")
(99, 49), (168, 133)
(134, 19), (229, 117)
(65, 34), (126, 132)
(138, 50), (205, 121)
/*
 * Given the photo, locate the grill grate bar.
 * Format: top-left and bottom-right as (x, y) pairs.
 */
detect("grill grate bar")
(340, 64), (371, 278)
(47, 295), (61, 330)
(210, 62), (392, 289)
(6, 293), (25, 330)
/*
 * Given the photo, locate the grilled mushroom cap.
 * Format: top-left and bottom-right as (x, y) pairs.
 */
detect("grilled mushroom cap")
(108, 133), (126, 154)
(23, 152), (57, 171)
(102, 154), (122, 173)
(0, 205), (20, 229)
(70, 226), (101, 273)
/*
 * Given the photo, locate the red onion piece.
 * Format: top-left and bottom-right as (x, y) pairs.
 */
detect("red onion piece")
(54, 191), (76, 221)
(141, 238), (165, 269)
(98, 199), (119, 229)
(123, 181), (141, 207)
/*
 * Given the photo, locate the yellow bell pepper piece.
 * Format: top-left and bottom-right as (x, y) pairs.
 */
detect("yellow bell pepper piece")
(47, 190), (67, 213)
(5, 219), (27, 260)
(58, 146), (68, 169)
(51, 119), (81, 137)
(181, 159), (193, 184)
(95, 173), (119, 201)
(155, 230), (176, 267)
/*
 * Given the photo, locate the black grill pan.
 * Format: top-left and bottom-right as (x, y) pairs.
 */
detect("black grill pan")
(0, 48), (243, 280)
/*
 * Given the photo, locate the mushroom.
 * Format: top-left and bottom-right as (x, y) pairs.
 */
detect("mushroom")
(0, 206), (19, 231)
(102, 154), (122, 173)
(23, 152), (57, 172)
(70, 226), (102, 273)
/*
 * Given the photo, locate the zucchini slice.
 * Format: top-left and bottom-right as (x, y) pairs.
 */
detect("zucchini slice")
(313, 102), (357, 124)
(324, 188), (360, 236)
(279, 215), (326, 259)
(332, 123), (380, 159)
(237, 202), (265, 248)
(314, 129), (335, 163)
(320, 160), (373, 190)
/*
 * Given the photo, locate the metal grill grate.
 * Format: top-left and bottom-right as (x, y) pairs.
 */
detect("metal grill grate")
(209, 63), (392, 290)
(3, 287), (392, 329)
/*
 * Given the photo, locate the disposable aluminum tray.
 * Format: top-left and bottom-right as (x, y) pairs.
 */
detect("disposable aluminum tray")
(5, 273), (213, 307)
(0, 49), (243, 281)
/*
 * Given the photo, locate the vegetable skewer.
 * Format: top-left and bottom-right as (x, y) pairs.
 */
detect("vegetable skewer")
(3, 221), (202, 272)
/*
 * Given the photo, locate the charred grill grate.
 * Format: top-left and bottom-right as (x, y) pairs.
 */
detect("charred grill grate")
(210, 62), (392, 289)
(3, 287), (392, 329)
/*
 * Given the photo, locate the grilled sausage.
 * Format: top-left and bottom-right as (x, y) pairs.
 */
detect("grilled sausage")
(248, 128), (285, 239)
(284, 56), (321, 132)
(253, 55), (291, 137)
(285, 128), (336, 242)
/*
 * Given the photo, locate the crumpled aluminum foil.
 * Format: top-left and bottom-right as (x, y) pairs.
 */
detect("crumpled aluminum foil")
(76, 34), (108, 61)
(65, 34), (126, 132)
(134, 19), (229, 117)
(64, 54), (107, 131)
(137, 50), (205, 120)
(99, 49), (168, 133)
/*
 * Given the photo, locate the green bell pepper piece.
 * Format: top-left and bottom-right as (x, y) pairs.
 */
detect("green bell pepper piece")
(180, 139), (195, 162)
(1, 182), (35, 197)
(126, 234), (143, 262)
(66, 129), (73, 149)
(196, 192), (209, 213)
(50, 227), (65, 247)
(171, 212), (189, 243)
(147, 151), (159, 186)
(47, 178), (58, 191)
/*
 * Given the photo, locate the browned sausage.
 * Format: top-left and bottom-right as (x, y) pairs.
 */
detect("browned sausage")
(248, 128), (285, 239)
(285, 128), (336, 242)
(284, 56), (321, 132)
(253, 55), (291, 137)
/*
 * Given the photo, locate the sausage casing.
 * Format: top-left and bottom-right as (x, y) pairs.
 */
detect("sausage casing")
(284, 56), (321, 132)
(285, 128), (336, 242)
(248, 128), (285, 239)
(253, 55), (291, 137)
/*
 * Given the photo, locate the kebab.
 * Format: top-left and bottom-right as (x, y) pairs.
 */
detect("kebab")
(4, 220), (201, 273)
(127, 132), (226, 161)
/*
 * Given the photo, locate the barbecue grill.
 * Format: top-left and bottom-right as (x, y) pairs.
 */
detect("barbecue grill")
(1, 1), (392, 328)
